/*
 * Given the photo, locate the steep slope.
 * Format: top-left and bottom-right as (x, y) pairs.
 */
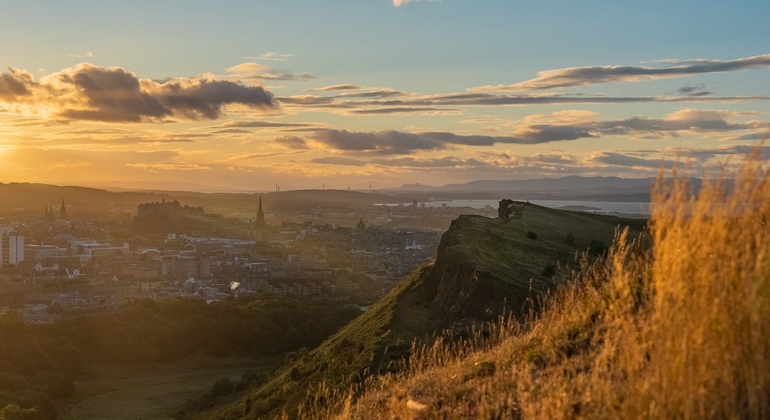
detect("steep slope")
(422, 204), (646, 320)
(198, 207), (645, 419)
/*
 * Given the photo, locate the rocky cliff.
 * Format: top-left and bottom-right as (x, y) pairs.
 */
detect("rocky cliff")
(422, 205), (645, 320)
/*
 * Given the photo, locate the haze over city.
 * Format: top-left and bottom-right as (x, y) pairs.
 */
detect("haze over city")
(1, 0), (769, 191)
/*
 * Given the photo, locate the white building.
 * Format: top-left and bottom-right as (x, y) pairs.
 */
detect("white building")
(0, 226), (24, 267)
(25, 244), (68, 261)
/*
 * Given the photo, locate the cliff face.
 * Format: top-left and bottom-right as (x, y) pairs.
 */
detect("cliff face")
(421, 206), (646, 320)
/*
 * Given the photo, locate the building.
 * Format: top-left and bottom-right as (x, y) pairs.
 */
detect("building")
(25, 244), (68, 261)
(73, 243), (129, 262)
(0, 227), (24, 267)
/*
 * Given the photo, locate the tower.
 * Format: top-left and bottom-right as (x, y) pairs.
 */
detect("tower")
(59, 198), (67, 219)
(0, 227), (24, 267)
(255, 196), (266, 229)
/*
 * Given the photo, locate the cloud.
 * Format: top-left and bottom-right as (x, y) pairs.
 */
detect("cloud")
(472, 53), (770, 91)
(309, 84), (365, 91)
(305, 127), (596, 155)
(276, 90), (770, 118)
(225, 62), (315, 81)
(310, 130), (446, 155)
(591, 109), (769, 137)
(0, 63), (278, 122)
(677, 83), (712, 96)
(422, 128), (596, 146)
(217, 120), (317, 129)
(126, 162), (211, 171)
(347, 107), (451, 115)
(254, 52), (293, 61)
(0, 68), (34, 101)
(211, 128), (252, 134)
(272, 135), (309, 150)
(311, 156), (368, 166)
(393, 0), (440, 7)
(226, 63), (269, 73)
(587, 152), (684, 170)
(64, 51), (94, 58)
(293, 109), (768, 156)
(336, 88), (404, 98)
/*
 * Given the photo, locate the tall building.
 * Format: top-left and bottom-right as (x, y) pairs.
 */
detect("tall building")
(0, 227), (24, 267)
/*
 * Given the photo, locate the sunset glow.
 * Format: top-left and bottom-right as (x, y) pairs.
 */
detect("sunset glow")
(2, 1), (769, 191)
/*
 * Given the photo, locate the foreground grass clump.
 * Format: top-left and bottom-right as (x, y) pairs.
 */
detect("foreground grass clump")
(303, 155), (770, 419)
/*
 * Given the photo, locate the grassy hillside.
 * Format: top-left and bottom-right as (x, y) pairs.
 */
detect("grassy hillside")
(199, 203), (644, 419)
(421, 205), (645, 320)
(303, 156), (770, 419)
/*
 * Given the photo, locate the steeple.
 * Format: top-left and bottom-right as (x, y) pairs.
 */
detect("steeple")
(60, 198), (67, 219)
(45, 205), (49, 220)
(255, 196), (266, 228)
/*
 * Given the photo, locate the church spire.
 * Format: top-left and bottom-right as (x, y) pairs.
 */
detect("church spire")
(60, 198), (67, 219)
(255, 195), (266, 228)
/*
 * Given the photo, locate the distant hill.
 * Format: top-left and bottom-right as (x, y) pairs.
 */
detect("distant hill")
(198, 204), (646, 419)
(0, 183), (401, 216)
(0, 182), (171, 211)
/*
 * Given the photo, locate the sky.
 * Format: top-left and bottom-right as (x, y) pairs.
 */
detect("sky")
(1, 0), (770, 192)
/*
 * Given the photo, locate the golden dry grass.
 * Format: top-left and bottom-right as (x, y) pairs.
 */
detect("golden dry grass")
(300, 150), (770, 419)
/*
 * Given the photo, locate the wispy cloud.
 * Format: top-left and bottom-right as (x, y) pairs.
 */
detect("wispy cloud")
(63, 51), (94, 58)
(472, 53), (770, 91)
(215, 120), (320, 129)
(275, 90), (770, 117)
(272, 135), (309, 150)
(309, 84), (365, 92)
(336, 88), (404, 98)
(393, 0), (441, 7)
(243, 52), (293, 61)
(677, 83), (712, 96)
(225, 62), (315, 81)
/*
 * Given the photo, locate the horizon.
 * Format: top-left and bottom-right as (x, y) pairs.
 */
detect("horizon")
(1, 172), (665, 195)
(2, 1), (769, 191)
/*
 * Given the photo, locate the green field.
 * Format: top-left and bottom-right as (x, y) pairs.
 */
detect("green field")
(58, 356), (277, 420)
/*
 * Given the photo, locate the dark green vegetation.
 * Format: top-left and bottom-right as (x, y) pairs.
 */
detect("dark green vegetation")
(0, 297), (361, 419)
(200, 204), (646, 419)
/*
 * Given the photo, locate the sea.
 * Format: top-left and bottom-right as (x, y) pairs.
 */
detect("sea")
(381, 199), (650, 216)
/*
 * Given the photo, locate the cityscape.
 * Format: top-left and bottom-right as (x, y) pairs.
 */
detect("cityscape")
(0, 191), (496, 323)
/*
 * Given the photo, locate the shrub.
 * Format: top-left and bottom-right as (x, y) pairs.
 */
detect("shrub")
(210, 377), (235, 398)
(588, 239), (606, 256)
(541, 263), (556, 278)
(526, 231), (538, 240)
(564, 233), (575, 246)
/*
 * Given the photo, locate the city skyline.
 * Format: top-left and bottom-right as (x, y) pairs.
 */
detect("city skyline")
(1, 0), (770, 192)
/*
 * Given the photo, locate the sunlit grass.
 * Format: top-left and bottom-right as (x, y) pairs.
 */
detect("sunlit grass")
(301, 148), (770, 419)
